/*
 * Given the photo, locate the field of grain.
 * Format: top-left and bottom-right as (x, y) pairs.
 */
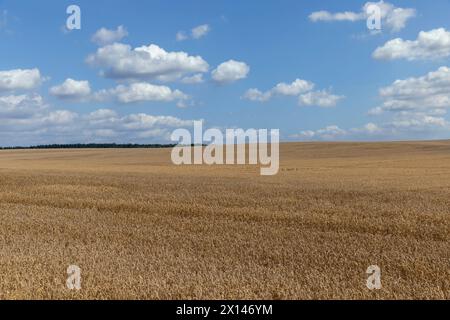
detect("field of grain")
(0, 141), (448, 299)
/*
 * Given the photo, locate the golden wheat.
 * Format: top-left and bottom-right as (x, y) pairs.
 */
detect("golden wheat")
(0, 141), (448, 299)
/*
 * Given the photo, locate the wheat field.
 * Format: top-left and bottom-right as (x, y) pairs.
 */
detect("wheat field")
(0, 141), (448, 300)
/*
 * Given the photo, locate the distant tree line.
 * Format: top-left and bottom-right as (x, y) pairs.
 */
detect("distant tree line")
(0, 143), (179, 150)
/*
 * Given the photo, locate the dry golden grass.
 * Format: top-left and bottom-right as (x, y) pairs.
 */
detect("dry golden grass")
(0, 141), (448, 300)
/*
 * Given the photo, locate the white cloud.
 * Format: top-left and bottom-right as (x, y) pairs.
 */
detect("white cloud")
(0, 74), (199, 145)
(311, 125), (347, 139)
(191, 24), (210, 39)
(383, 7), (416, 33)
(42, 110), (78, 125)
(83, 108), (196, 130)
(85, 109), (118, 123)
(298, 90), (345, 107)
(388, 113), (449, 130)
(91, 25), (128, 46)
(347, 67), (450, 140)
(48, 79), (189, 107)
(0, 68), (42, 91)
(244, 79), (314, 102)
(290, 113), (450, 142)
(361, 113), (450, 138)
(49, 79), (91, 100)
(244, 79), (343, 107)
(291, 125), (347, 140)
(0, 94), (46, 118)
(309, 10), (363, 22)
(293, 130), (315, 139)
(373, 28), (450, 61)
(176, 31), (188, 41)
(272, 79), (315, 96)
(362, 122), (381, 134)
(309, 1), (416, 32)
(86, 43), (209, 82)
(363, 1), (416, 32)
(181, 73), (204, 84)
(242, 88), (272, 102)
(211, 60), (250, 84)
(94, 82), (188, 104)
(370, 66), (450, 114)
(120, 113), (195, 130)
(176, 24), (211, 41)
(0, 97), (200, 146)
(290, 117), (450, 141)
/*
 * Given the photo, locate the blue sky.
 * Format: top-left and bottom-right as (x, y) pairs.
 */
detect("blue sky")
(1, 0), (450, 146)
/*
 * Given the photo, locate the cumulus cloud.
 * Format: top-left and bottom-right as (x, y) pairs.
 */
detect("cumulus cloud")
(373, 28), (450, 61)
(291, 125), (348, 140)
(387, 113), (449, 130)
(0, 95), (200, 146)
(242, 88), (272, 102)
(118, 113), (195, 130)
(361, 122), (382, 134)
(0, 94), (76, 130)
(49, 79), (91, 100)
(42, 110), (78, 125)
(176, 31), (188, 41)
(86, 43), (209, 82)
(191, 24), (210, 39)
(298, 90), (345, 107)
(312, 125), (347, 139)
(365, 113), (450, 138)
(91, 25), (128, 46)
(181, 73), (204, 84)
(349, 67), (450, 140)
(272, 79), (315, 96)
(211, 60), (250, 84)
(244, 79), (314, 102)
(309, 1), (416, 32)
(309, 11), (363, 22)
(356, 68), (450, 139)
(370, 66), (450, 114)
(86, 108), (119, 123)
(48, 79), (188, 107)
(0, 94), (46, 118)
(290, 117), (450, 141)
(382, 7), (416, 33)
(291, 67), (450, 141)
(244, 79), (343, 107)
(94, 82), (188, 104)
(176, 24), (210, 41)
(0, 68), (42, 91)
